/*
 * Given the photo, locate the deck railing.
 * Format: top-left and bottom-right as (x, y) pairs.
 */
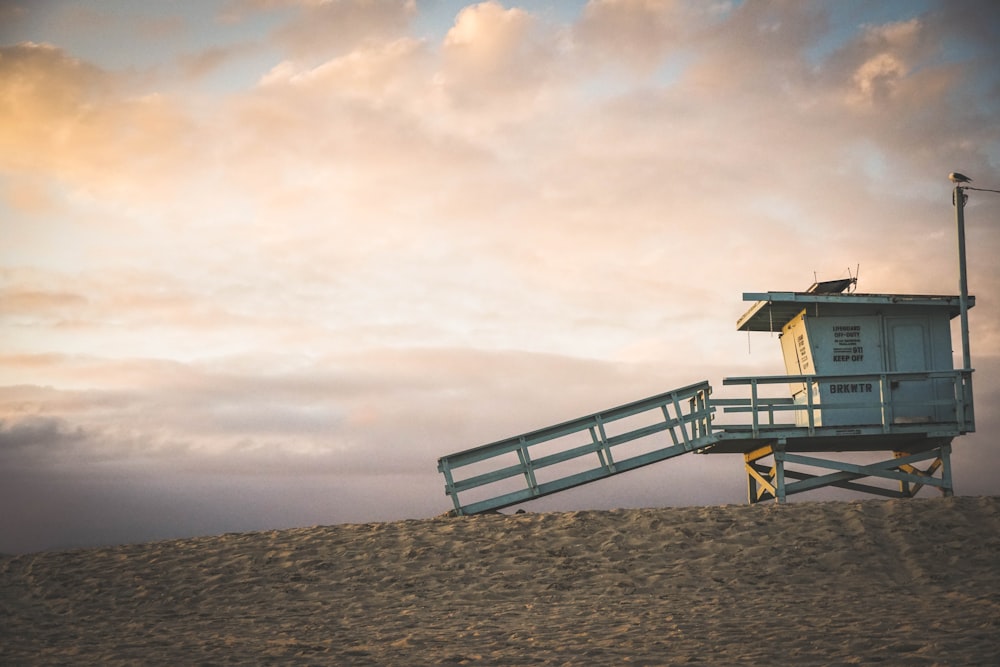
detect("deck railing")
(716, 370), (974, 438)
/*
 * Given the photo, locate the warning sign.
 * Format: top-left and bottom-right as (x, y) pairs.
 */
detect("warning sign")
(832, 324), (864, 363)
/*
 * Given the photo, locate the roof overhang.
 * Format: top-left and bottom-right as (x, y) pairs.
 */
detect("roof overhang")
(737, 292), (975, 332)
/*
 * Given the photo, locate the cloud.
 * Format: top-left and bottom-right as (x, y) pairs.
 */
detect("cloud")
(1, 286), (87, 319)
(676, 0), (827, 93)
(443, 2), (542, 73)
(0, 43), (109, 166)
(573, 0), (693, 72)
(259, 36), (426, 94)
(438, 1), (567, 115)
(933, 0), (1000, 51)
(30, 4), (187, 42)
(822, 17), (950, 111)
(5, 2), (996, 365)
(265, 0), (417, 61)
(0, 175), (62, 216)
(0, 345), (723, 477)
(0, 42), (199, 208)
(0, 414), (88, 458)
(176, 44), (255, 80)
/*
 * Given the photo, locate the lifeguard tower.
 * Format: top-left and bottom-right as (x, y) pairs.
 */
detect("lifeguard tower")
(699, 280), (974, 503)
(436, 183), (978, 514)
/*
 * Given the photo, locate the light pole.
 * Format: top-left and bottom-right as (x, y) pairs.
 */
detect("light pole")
(952, 177), (975, 432)
(954, 184), (971, 373)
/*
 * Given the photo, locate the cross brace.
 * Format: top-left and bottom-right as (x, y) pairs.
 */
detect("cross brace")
(744, 443), (953, 504)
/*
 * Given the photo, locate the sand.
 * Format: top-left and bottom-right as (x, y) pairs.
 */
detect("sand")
(2, 496), (1000, 666)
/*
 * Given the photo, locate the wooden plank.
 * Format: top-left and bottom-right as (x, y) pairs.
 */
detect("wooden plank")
(604, 421), (673, 447)
(782, 469), (906, 499)
(610, 441), (694, 472)
(450, 462), (527, 492)
(744, 443), (775, 463)
(746, 462), (776, 497)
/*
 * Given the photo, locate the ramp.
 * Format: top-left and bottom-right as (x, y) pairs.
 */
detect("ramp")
(437, 381), (716, 515)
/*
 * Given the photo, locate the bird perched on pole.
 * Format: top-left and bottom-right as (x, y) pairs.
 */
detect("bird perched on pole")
(949, 172), (973, 184)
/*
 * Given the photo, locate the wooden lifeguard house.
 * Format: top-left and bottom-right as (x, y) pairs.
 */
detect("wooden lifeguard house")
(436, 182), (977, 514)
(697, 280), (974, 503)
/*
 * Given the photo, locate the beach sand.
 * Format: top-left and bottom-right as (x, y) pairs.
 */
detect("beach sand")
(2, 496), (999, 665)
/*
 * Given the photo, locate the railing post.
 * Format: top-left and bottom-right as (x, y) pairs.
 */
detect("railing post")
(940, 443), (954, 497)
(805, 377), (815, 434)
(592, 418), (616, 473)
(660, 404), (680, 446)
(774, 442), (787, 503)
(961, 371), (975, 433)
(672, 392), (691, 447)
(953, 372), (965, 432)
(689, 388), (711, 438)
(516, 437), (538, 494)
(439, 460), (464, 514)
(701, 387), (713, 437)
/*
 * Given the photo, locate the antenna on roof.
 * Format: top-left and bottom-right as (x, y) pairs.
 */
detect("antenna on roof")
(846, 265), (860, 293)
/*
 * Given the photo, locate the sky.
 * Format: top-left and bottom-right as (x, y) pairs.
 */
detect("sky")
(2, 0), (999, 554)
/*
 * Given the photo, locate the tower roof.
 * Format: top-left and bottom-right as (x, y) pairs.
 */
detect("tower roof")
(737, 292), (974, 332)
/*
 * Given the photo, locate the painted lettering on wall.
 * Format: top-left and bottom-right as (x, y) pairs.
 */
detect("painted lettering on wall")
(796, 333), (812, 373)
(832, 324), (864, 362)
(829, 382), (874, 394)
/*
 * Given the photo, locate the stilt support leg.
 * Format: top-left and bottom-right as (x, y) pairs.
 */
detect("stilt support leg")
(745, 443), (780, 504)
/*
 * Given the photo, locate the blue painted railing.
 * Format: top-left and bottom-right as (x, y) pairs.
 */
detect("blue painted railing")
(715, 370), (974, 437)
(437, 381), (714, 515)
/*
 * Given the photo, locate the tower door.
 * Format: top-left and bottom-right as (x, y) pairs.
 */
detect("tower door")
(886, 317), (934, 423)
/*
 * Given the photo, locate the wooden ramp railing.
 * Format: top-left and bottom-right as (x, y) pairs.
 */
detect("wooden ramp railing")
(437, 381), (715, 515)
